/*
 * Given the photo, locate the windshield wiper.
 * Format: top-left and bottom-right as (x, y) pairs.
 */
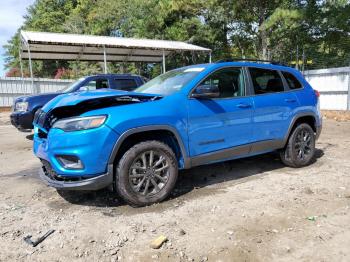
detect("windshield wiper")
(115, 95), (163, 102)
(115, 96), (141, 102)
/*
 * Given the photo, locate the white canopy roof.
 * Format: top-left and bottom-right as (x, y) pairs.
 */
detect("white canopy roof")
(20, 31), (211, 63)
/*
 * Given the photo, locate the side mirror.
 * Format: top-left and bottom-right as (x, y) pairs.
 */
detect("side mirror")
(191, 84), (220, 99)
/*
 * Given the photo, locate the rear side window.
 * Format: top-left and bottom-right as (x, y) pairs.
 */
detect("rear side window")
(249, 68), (284, 94)
(114, 79), (138, 91)
(282, 71), (302, 89)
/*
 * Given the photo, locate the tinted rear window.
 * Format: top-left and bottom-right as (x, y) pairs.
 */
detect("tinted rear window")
(282, 71), (302, 89)
(114, 79), (138, 91)
(249, 68), (284, 94)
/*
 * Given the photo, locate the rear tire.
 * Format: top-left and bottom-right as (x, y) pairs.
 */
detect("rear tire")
(280, 123), (315, 167)
(115, 140), (178, 207)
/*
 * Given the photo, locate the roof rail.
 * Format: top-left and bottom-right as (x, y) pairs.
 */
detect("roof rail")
(215, 58), (287, 66)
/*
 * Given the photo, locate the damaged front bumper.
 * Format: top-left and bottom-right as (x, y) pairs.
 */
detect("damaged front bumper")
(33, 122), (119, 190)
(39, 160), (113, 190)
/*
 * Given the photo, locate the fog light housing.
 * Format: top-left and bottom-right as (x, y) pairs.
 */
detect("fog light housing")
(56, 155), (84, 170)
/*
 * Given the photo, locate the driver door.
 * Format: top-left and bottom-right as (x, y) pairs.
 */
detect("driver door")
(187, 67), (254, 162)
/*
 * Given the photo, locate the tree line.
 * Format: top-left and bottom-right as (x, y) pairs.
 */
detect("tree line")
(4, 0), (350, 78)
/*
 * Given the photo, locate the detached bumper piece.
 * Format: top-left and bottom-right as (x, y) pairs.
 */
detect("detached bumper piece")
(39, 159), (113, 191)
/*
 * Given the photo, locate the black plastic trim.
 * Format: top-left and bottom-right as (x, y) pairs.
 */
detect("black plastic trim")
(316, 124), (322, 140)
(39, 164), (113, 191)
(250, 139), (284, 153)
(190, 139), (284, 167)
(282, 112), (320, 146)
(191, 143), (250, 167)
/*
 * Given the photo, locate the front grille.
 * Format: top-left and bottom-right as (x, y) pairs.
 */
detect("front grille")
(34, 109), (47, 127)
(38, 129), (47, 139)
(34, 109), (59, 131)
(40, 159), (87, 182)
(41, 159), (59, 180)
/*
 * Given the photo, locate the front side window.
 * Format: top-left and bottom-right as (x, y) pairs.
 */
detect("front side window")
(249, 68), (284, 94)
(198, 67), (246, 98)
(282, 71), (302, 90)
(81, 78), (109, 91)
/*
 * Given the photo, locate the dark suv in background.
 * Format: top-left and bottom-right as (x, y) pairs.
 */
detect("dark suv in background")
(10, 74), (146, 131)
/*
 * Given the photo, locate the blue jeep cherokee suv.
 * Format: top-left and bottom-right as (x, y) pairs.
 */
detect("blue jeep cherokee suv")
(33, 61), (322, 206)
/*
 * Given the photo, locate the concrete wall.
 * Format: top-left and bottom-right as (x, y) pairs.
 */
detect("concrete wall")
(304, 67), (350, 110)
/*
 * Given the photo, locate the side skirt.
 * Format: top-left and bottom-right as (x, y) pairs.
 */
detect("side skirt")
(190, 139), (284, 168)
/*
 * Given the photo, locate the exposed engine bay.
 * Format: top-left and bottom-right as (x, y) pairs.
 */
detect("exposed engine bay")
(33, 94), (162, 132)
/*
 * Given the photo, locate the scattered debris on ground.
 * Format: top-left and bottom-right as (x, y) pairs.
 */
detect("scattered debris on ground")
(150, 235), (168, 249)
(23, 230), (55, 247)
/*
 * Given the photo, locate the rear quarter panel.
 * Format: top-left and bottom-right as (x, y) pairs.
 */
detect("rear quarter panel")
(292, 71), (322, 127)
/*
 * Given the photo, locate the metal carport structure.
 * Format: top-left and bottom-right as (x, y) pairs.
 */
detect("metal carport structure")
(19, 31), (212, 87)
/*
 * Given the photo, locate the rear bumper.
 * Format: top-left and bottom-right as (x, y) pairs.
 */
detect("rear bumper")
(10, 111), (33, 131)
(39, 161), (113, 190)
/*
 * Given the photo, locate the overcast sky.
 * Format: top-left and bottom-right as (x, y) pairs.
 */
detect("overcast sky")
(0, 0), (35, 77)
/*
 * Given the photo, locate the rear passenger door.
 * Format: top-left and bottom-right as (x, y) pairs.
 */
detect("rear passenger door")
(248, 67), (300, 147)
(113, 78), (139, 91)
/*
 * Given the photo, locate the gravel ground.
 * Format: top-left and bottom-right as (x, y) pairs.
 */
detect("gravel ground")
(0, 112), (349, 262)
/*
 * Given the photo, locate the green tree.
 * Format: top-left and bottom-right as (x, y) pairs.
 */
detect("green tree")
(3, 0), (350, 78)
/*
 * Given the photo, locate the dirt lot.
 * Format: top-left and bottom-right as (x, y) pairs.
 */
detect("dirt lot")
(0, 112), (349, 262)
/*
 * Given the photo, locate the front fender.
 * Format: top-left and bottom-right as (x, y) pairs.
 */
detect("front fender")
(107, 125), (191, 169)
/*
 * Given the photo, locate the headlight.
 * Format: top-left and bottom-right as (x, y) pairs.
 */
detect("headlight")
(15, 102), (28, 112)
(52, 115), (107, 132)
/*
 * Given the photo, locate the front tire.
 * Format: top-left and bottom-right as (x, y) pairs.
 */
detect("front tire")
(280, 123), (316, 167)
(115, 141), (178, 207)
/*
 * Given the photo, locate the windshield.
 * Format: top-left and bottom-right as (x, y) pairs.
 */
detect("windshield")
(134, 67), (205, 96)
(60, 77), (86, 93)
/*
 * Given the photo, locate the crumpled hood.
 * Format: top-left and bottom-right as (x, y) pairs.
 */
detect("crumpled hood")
(42, 89), (160, 112)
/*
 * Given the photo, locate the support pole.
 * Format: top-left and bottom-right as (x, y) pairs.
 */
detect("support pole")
(27, 43), (34, 93)
(18, 48), (24, 79)
(162, 50), (166, 73)
(296, 45), (299, 70)
(302, 48), (305, 73)
(18, 48), (25, 90)
(103, 45), (108, 74)
(209, 52), (212, 63)
(347, 64), (350, 110)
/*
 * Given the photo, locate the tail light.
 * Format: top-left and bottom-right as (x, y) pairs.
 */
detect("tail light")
(314, 89), (320, 98)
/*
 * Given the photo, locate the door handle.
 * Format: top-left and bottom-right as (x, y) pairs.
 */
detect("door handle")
(236, 103), (252, 109)
(284, 98), (296, 103)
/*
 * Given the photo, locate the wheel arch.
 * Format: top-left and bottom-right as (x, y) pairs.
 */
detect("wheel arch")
(108, 125), (190, 169)
(283, 112), (317, 147)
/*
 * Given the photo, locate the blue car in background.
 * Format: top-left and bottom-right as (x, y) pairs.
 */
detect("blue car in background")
(33, 61), (322, 207)
(10, 74), (146, 131)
